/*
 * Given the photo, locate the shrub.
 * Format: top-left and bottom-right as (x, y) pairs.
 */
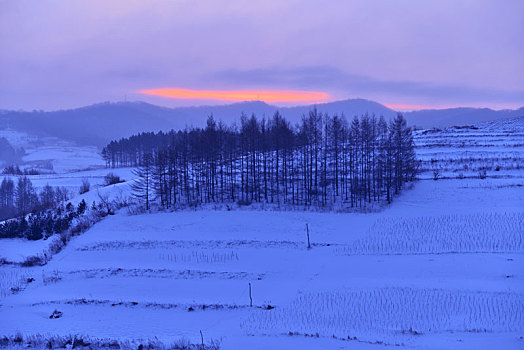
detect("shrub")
(21, 255), (45, 267)
(13, 333), (22, 343)
(48, 235), (67, 255)
(79, 179), (90, 194)
(432, 167), (441, 181)
(478, 169), (487, 179)
(0, 334), (220, 349)
(104, 173), (123, 186)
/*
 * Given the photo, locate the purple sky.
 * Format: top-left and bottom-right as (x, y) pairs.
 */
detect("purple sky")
(1, 0), (523, 111)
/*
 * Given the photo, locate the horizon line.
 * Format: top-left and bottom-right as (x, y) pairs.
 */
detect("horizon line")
(2, 98), (523, 113)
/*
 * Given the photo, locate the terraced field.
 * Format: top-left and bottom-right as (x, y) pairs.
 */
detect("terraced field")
(414, 117), (524, 180)
(0, 117), (523, 349)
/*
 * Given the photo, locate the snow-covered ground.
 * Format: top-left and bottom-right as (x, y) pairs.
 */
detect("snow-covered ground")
(1, 177), (522, 349)
(0, 118), (523, 349)
(414, 117), (524, 180)
(1, 128), (136, 203)
(0, 129), (105, 174)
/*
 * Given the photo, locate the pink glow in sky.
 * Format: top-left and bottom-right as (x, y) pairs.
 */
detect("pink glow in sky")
(0, 0), (523, 110)
(140, 88), (330, 103)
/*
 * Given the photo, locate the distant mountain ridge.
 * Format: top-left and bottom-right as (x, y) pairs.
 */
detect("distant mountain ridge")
(404, 107), (524, 129)
(0, 99), (522, 146)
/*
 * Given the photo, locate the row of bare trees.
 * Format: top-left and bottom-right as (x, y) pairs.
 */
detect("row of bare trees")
(103, 111), (418, 210)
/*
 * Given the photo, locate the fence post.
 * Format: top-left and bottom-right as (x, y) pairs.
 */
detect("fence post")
(306, 223), (311, 249)
(249, 282), (253, 307)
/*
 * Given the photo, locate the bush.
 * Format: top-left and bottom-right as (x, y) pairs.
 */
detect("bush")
(432, 168), (441, 181)
(21, 255), (45, 267)
(0, 334), (220, 350)
(478, 169), (487, 179)
(104, 173), (123, 186)
(79, 179), (90, 194)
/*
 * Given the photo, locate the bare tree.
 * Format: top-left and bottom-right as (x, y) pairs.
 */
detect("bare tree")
(104, 112), (417, 210)
(130, 153), (154, 210)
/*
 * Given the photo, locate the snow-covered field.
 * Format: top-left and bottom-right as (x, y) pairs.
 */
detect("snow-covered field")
(1, 129), (136, 205)
(414, 117), (524, 180)
(0, 118), (523, 349)
(0, 129), (105, 174)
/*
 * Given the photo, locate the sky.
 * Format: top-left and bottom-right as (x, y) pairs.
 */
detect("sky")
(0, 0), (523, 111)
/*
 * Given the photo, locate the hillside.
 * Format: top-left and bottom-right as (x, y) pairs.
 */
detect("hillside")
(414, 116), (524, 180)
(0, 113), (523, 349)
(0, 99), (395, 146)
(405, 107), (524, 129)
(2, 99), (522, 147)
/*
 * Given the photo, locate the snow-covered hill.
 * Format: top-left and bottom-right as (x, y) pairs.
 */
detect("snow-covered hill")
(1, 99), (521, 146)
(0, 99), (394, 146)
(414, 117), (524, 180)
(0, 115), (523, 350)
(1, 175), (522, 349)
(405, 107), (524, 129)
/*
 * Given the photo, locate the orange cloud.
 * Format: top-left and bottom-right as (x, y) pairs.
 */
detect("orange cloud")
(139, 88), (330, 103)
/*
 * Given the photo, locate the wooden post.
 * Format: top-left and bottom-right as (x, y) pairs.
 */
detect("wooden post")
(306, 223), (311, 249)
(249, 282), (253, 307)
(200, 330), (204, 348)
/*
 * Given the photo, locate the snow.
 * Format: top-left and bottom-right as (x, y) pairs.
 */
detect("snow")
(245, 287), (523, 336)
(0, 237), (55, 264)
(413, 117), (524, 180)
(0, 129), (105, 173)
(0, 119), (523, 349)
(1, 178), (522, 348)
(345, 212), (524, 254)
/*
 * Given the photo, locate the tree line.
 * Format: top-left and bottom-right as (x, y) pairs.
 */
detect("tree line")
(0, 176), (85, 240)
(0, 176), (70, 221)
(102, 111), (418, 210)
(0, 199), (87, 241)
(0, 175), (130, 241)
